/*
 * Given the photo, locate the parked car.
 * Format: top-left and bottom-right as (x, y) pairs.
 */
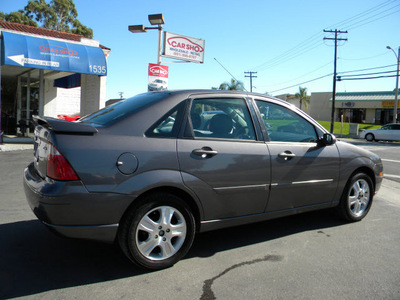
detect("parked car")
(360, 123), (400, 141)
(24, 90), (383, 270)
(57, 113), (80, 122)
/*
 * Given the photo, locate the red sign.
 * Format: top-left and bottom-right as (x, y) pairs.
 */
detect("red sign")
(167, 37), (204, 53)
(40, 44), (78, 56)
(148, 64), (169, 78)
(148, 64), (169, 92)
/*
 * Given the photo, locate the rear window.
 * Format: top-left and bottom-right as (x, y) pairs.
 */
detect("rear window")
(80, 93), (169, 125)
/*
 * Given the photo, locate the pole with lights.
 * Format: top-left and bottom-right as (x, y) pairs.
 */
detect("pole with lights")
(387, 46), (399, 123)
(129, 14), (165, 64)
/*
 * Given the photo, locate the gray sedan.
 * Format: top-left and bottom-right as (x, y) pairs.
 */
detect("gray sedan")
(24, 90), (383, 270)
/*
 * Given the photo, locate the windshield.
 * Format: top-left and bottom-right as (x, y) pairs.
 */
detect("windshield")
(80, 93), (170, 125)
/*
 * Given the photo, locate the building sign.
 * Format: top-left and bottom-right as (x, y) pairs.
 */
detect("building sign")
(1, 31), (107, 75)
(163, 32), (205, 63)
(382, 100), (400, 108)
(344, 102), (355, 107)
(148, 63), (168, 91)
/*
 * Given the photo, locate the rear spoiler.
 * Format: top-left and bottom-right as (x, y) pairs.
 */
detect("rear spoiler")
(33, 115), (98, 134)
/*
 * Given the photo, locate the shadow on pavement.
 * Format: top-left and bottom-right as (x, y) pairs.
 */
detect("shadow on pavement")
(0, 209), (346, 298)
(188, 208), (346, 258)
(0, 220), (143, 299)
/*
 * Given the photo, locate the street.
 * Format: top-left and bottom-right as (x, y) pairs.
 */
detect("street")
(345, 140), (400, 184)
(0, 140), (399, 299)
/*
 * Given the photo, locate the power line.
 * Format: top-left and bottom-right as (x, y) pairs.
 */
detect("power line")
(326, 0), (397, 29)
(339, 64), (397, 74)
(347, 4), (400, 30)
(249, 0), (399, 73)
(262, 60), (333, 89)
(269, 73), (333, 93)
(338, 70), (397, 78)
(214, 58), (248, 92)
(251, 33), (322, 71)
(338, 75), (397, 81)
(268, 64), (398, 93)
(338, 51), (389, 61)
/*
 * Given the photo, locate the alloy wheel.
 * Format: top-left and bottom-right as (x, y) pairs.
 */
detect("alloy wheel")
(135, 206), (187, 261)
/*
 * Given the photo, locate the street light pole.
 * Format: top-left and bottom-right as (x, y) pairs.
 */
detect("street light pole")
(157, 24), (162, 64)
(128, 14), (165, 65)
(387, 46), (399, 123)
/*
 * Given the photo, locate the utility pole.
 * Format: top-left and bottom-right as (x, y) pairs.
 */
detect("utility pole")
(324, 29), (347, 133)
(244, 71), (257, 92)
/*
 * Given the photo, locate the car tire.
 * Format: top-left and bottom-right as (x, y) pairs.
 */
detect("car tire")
(337, 173), (374, 222)
(118, 192), (195, 270)
(365, 133), (374, 141)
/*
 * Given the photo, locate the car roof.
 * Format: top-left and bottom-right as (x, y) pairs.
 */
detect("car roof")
(148, 89), (289, 105)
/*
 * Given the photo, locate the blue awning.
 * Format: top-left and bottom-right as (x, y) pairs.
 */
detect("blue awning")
(1, 31), (107, 75)
(54, 74), (81, 88)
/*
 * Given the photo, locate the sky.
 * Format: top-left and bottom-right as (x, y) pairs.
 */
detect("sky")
(2, 0), (400, 100)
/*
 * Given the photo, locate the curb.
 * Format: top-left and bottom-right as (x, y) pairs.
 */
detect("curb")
(0, 144), (33, 152)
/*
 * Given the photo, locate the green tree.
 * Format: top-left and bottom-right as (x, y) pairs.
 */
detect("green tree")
(0, 10), (37, 26)
(212, 79), (245, 91)
(0, 0), (93, 38)
(294, 86), (310, 111)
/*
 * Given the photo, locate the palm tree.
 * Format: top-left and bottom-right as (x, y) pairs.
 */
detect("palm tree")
(295, 86), (310, 111)
(213, 79), (245, 91)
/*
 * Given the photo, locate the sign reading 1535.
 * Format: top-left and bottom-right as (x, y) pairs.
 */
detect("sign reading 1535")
(89, 65), (107, 74)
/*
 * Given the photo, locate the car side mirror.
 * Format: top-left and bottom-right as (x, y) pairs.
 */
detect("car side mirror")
(320, 133), (336, 146)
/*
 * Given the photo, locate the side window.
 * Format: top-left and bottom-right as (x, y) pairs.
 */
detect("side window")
(146, 101), (185, 138)
(189, 98), (256, 140)
(255, 100), (317, 143)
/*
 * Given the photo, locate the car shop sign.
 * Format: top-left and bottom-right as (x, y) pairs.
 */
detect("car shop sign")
(163, 32), (205, 63)
(148, 64), (168, 92)
(1, 31), (107, 75)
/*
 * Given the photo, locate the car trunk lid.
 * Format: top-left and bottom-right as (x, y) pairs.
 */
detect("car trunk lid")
(32, 116), (98, 179)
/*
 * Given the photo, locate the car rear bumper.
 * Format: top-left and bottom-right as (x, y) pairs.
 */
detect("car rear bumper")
(23, 162), (134, 243)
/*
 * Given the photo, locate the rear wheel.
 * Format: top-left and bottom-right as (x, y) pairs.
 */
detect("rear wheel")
(365, 133), (374, 141)
(118, 192), (195, 270)
(337, 173), (374, 222)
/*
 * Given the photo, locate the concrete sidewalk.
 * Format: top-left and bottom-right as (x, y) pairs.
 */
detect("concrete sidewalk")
(0, 136), (34, 152)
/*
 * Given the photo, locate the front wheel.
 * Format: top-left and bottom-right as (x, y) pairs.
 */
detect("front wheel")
(365, 133), (374, 141)
(337, 173), (374, 222)
(118, 192), (196, 270)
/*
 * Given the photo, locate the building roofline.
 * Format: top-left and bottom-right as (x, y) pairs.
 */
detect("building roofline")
(336, 90), (398, 96)
(0, 20), (110, 50)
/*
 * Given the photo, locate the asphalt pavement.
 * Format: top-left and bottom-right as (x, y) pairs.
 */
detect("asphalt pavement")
(0, 140), (399, 299)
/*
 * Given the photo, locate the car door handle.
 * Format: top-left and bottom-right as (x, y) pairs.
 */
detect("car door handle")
(278, 151), (296, 160)
(192, 147), (218, 158)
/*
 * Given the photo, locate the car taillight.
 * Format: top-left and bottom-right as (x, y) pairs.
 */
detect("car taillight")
(47, 144), (79, 181)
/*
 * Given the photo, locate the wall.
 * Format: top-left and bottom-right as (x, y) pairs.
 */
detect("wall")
(43, 79), (80, 117)
(80, 74), (107, 116)
(366, 108), (375, 123)
(275, 94), (300, 109)
(309, 92), (332, 121)
(43, 74), (107, 118)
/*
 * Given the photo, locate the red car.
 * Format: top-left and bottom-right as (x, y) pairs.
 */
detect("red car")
(57, 113), (80, 121)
